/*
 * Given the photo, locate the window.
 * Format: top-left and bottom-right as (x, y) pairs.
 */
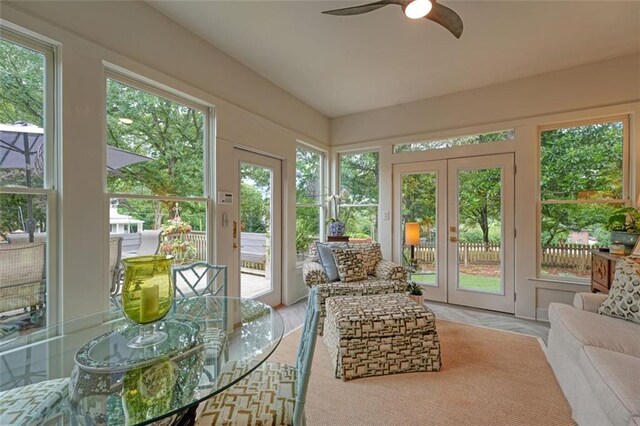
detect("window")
(394, 130), (514, 153)
(106, 75), (211, 296)
(0, 32), (56, 335)
(539, 118), (628, 280)
(296, 146), (324, 261)
(339, 151), (379, 240)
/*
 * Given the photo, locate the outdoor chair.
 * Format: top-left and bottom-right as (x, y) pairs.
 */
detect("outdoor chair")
(136, 229), (163, 256)
(196, 287), (320, 426)
(6, 233), (46, 244)
(172, 262), (228, 381)
(0, 242), (46, 319)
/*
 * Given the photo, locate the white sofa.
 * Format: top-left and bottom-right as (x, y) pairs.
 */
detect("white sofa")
(547, 293), (640, 426)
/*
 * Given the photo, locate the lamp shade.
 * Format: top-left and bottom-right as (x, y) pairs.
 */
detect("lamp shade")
(405, 222), (420, 246)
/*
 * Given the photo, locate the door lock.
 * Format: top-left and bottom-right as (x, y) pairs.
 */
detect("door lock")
(449, 226), (457, 232)
(449, 236), (458, 242)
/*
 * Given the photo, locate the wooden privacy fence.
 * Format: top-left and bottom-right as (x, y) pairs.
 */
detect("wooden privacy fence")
(410, 242), (595, 270)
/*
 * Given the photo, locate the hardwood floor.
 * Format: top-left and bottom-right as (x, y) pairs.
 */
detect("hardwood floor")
(277, 297), (550, 343)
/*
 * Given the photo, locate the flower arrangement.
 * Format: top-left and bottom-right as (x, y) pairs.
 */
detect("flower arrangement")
(325, 189), (349, 222)
(159, 204), (197, 264)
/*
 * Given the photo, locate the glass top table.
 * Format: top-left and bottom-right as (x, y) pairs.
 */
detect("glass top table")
(0, 296), (284, 425)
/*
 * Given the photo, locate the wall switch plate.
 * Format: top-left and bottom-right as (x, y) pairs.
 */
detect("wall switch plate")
(383, 210), (390, 220)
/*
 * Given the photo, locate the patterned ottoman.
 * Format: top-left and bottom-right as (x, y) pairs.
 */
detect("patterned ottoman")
(323, 293), (441, 381)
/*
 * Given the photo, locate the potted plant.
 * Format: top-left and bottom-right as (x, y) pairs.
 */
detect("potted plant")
(607, 207), (640, 249)
(407, 281), (424, 305)
(326, 189), (349, 236)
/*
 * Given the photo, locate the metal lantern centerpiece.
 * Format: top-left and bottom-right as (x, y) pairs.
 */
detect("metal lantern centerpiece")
(121, 255), (174, 348)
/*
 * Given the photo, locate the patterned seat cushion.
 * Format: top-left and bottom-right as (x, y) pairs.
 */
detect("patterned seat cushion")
(598, 257), (640, 324)
(0, 378), (68, 425)
(197, 361), (297, 426)
(325, 293), (436, 339)
(202, 327), (227, 359)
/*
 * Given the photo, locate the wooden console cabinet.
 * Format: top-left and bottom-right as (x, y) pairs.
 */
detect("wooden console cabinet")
(591, 251), (625, 294)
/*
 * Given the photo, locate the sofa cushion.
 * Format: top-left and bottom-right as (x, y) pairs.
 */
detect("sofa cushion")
(548, 302), (640, 361)
(578, 346), (640, 426)
(316, 242), (340, 282)
(332, 248), (367, 282)
(348, 243), (382, 275)
(598, 257), (640, 324)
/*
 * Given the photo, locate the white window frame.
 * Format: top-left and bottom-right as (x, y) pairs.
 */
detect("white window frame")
(104, 70), (215, 264)
(0, 29), (59, 325)
(337, 149), (380, 241)
(295, 143), (326, 263)
(537, 116), (630, 283)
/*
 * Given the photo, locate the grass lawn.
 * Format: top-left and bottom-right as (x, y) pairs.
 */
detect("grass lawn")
(411, 272), (501, 292)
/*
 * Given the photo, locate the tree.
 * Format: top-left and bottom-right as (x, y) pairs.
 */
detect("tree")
(339, 152), (379, 238)
(106, 79), (205, 229)
(458, 169), (502, 247)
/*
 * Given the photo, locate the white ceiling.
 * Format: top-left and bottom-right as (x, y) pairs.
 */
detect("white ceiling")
(148, 1), (640, 118)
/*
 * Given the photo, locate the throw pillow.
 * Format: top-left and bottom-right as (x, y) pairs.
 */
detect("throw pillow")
(598, 257), (640, 324)
(351, 243), (382, 276)
(315, 242), (341, 282)
(332, 248), (367, 282)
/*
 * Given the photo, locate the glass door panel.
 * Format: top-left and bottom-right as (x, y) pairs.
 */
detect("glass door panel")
(235, 150), (282, 307)
(456, 168), (503, 294)
(447, 154), (514, 313)
(401, 172), (438, 287)
(393, 160), (447, 303)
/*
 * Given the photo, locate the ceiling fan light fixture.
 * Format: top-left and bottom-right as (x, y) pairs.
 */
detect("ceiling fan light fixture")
(404, 0), (433, 19)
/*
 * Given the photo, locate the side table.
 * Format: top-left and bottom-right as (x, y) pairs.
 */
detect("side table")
(327, 235), (350, 242)
(591, 250), (624, 294)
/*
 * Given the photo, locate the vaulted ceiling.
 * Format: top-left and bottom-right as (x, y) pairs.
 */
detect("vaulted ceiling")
(149, 1), (640, 118)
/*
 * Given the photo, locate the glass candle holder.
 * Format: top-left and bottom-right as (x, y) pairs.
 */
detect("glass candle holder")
(121, 255), (174, 348)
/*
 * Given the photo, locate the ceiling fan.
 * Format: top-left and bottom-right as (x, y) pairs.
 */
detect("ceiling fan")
(322, 0), (463, 39)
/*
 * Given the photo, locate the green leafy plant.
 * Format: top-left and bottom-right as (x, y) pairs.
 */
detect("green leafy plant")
(407, 281), (423, 296)
(607, 207), (640, 233)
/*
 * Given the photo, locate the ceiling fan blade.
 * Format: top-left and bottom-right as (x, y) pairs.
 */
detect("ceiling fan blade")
(322, 1), (397, 16)
(427, 2), (463, 38)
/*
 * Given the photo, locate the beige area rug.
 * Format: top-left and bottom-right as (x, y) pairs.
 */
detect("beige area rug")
(270, 320), (575, 426)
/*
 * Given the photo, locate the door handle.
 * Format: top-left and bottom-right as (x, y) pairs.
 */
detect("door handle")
(449, 236), (458, 242)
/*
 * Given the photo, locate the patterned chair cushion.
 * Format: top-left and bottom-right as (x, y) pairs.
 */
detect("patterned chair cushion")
(350, 243), (382, 276)
(196, 361), (297, 426)
(202, 327), (227, 359)
(332, 249), (367, 282)
(302, 261), (328, 287)
(315, 279), (407, 334)
(374, 259), (408, 281)
(0, 378), (69, 425)
(598, 258), (640, 324)
(325, 293), (436, 339)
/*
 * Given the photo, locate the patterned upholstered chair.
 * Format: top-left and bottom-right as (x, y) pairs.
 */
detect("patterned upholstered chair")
(196, 287), (320, 426)
(302, 242), (407, 334)
(0, 378), (69, 424)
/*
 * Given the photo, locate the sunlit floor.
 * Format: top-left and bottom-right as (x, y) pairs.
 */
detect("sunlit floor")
(240, 272), (271, 299)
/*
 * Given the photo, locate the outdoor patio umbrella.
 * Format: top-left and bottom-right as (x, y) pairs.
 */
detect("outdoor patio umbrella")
(0, 122), (152, 241)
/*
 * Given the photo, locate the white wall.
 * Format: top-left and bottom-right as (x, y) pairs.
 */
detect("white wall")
(331, 54), (640, 321)
(1, 1), (329, 321)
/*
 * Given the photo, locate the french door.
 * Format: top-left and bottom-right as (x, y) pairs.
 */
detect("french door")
(234, 149), (282, 307)
(393, 154), (515, 313)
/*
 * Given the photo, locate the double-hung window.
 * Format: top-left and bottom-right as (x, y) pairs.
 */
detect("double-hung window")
(539, 117), (629, 281)
(295, 145), (324, 261)
(106, 74), (212, 298)
(0, 31), (57, 334)
(338, 151), (379, 241)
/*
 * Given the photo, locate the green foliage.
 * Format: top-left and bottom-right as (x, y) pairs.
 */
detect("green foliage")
(407, 281), (423, 295)
(240, 164), (271, 233)
(159, 214), (197, 265)
(395, 130), (514, 153)
(607, 207), (640, 233)
(106, 79), (205, 228)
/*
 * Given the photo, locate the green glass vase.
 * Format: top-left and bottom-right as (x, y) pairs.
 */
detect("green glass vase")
(121, 255), (174, 348)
